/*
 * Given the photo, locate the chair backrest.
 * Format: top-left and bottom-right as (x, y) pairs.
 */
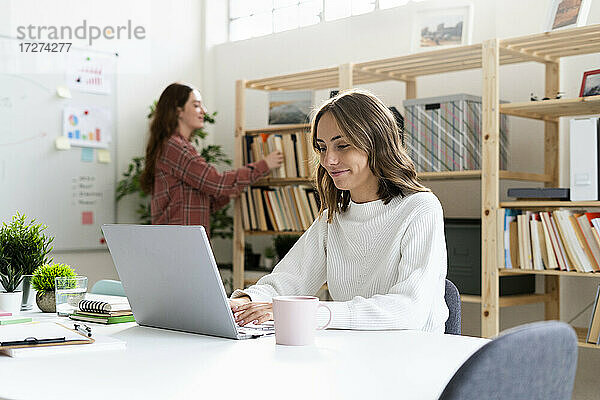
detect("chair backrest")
(90, 279), (126, 297)
(438, 321), (578, 400)
(444, 279), (461, 335)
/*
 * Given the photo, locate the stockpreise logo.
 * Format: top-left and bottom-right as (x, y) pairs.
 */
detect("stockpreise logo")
(16, 20), (146, 46)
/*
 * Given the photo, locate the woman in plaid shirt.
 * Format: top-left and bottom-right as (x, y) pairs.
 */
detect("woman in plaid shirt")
(140, 83), (283, 236)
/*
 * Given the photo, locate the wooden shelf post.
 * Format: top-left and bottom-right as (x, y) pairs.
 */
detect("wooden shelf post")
(481, 39), (500, 338)
(544, 61), (560, 321)
(338, 63), (353, 91)
(233, 80), (246, 290)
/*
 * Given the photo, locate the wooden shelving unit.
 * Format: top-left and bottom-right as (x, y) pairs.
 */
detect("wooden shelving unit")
(233, 24), (600, 344)
(482, 25), (600, 346)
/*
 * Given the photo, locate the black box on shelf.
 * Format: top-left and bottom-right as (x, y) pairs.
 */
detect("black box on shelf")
(507, 187), (570, 200)
(445, 218), (535, 296)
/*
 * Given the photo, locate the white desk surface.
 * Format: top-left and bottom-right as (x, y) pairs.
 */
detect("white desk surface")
(0, 313), (488, 400)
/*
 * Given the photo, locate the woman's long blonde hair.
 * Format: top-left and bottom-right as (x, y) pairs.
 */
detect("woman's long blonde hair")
(311, 89), (429, 223)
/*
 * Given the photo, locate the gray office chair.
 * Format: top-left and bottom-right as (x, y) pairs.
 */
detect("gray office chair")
(90, 279), (126, 297)
(444, 279), (461, 335)
(438, 321), (578, 400)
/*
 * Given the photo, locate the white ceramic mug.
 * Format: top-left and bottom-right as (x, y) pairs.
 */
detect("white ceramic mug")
(272, 296), (332, 346)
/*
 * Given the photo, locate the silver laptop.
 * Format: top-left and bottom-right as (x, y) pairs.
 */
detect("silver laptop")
(101, 224), (273, 340)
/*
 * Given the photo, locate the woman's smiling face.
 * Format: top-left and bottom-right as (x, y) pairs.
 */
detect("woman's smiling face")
(316, 112), (379, 203)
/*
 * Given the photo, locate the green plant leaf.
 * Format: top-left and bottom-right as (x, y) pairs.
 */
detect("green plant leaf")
(31, 263), (76, 293)
(0, 213), (54, 292)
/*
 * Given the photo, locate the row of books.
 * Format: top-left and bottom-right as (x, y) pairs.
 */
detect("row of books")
(244, 132), (316, 179)
(241, 186), (320, 232)
(500, 209), (600, 272)
(69, 294), (135, 325)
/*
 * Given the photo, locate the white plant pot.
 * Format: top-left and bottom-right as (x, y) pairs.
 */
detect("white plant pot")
(0, 291), (23, 314)
(264, 258), (274, 270)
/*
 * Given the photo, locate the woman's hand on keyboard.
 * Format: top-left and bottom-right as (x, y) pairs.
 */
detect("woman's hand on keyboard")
(233, 302), (273, 326)
(229, 296), (251, 310)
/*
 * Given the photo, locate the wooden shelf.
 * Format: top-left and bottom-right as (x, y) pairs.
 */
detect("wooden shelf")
(244, 25), (600, 90)
(417, 170), (551, 182)
(500, 201), (600, 208)
(244, 124), (310, 134)
(574, 327), (600, 349)
(254, 171), (551, 185)
(244, 230), (305, 236)
(500, 95), (600, 121)
(252, 177), (313, 187)
(462, 293), (554, 307)
(460, 295), (482, 303)
(499, 268), (600, 278)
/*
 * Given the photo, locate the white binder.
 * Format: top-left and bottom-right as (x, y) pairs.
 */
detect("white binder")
(570, 118), (599, 201)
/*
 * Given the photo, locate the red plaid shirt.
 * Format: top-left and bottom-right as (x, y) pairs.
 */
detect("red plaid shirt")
(151, 134), (269, 234)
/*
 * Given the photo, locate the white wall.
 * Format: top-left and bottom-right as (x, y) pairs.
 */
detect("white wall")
(204, 1), (600, 398)
(1, 0), (205, 285)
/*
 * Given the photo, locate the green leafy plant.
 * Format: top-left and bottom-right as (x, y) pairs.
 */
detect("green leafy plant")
(31, 263), (75, 294)
(273, 235), (301, 261)
(116, 103), (234, 239)
(264, 246), (276, 259)
(0, 213), (54, 292)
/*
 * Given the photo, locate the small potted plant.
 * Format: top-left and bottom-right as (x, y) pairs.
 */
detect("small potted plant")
(273, 235), (301, 262)
(244, 243), (261, 270)
(31, 263), (75, 313)
(0, 213), (54, 313)
(263, 246), (276, 270)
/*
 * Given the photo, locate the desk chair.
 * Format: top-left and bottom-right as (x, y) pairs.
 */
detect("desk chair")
(438, 321), (578, 400)
(90, 279), (126, 297)
(444, 279), (461, 335)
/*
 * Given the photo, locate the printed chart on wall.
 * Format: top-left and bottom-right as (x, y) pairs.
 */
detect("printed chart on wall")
(0, 36), (117, 250)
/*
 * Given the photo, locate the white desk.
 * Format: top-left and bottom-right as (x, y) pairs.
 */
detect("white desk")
(0, 314), (488, 400)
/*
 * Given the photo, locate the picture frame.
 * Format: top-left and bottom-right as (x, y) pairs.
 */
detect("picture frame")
(580, 69), (600, 97)
(545, 0), (591, 32)
(268, 90), (313, 125)
(412, 5), (473, 52)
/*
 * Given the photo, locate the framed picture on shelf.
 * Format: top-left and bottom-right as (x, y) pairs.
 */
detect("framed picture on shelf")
(412, 5), (473, 52)
(545, 0), (591, 31)
(268, 90), (313, 125)
(580, 69), (600, 97)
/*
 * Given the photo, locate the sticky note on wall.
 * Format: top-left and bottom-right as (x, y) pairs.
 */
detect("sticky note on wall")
(81, 148), (94, 162)
(55, 136), (71, 150)
(97, 149), (111, 163)
(81, 211), (94, 225)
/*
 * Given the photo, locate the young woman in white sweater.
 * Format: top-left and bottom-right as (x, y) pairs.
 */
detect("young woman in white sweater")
(230, 89), (449, 332)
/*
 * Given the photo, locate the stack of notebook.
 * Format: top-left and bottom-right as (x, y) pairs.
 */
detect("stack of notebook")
(69, 294), (135, 324)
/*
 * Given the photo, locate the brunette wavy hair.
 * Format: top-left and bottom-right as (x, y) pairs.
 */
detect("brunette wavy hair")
(140, 83), (193, 194)
(311, 89), (429, 223)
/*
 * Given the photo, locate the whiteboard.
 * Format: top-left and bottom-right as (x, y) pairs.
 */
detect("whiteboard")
(0, 36), (117, 251)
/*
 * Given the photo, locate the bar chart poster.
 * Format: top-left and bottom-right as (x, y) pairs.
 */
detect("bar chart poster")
(63, 106), (111, 149)
(66, 53), (112, 94)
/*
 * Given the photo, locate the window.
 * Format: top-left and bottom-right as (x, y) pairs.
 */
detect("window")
(229, 0), (415, 41)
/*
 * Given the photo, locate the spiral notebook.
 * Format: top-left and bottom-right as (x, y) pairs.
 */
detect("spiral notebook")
(78, 294), (131, 313)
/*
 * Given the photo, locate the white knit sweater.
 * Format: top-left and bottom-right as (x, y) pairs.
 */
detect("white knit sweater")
(232, 191), (449, 332)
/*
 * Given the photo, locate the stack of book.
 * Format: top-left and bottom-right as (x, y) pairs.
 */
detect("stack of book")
(69, 294), (135, 325)
(241, 185), (320, 232)
(244, 131), (316, 179)
(500, 209), (600, 272)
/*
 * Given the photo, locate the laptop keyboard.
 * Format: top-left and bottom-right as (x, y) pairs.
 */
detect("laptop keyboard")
(237, 321), (274, 336)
